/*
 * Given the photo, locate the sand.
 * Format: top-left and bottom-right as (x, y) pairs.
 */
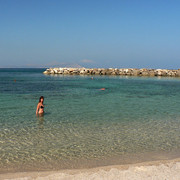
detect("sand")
(1, 158), (180, 180)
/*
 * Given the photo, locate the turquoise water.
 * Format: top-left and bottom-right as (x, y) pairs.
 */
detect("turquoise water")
(0, 68), (180, 173)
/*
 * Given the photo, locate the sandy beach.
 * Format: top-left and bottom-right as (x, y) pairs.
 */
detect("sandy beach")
(1, 158), (180, 180)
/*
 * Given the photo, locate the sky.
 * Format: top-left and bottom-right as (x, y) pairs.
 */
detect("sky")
(0, 0), (180, 69)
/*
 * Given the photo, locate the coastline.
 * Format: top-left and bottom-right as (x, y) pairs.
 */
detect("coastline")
(1, 158), (180, 180)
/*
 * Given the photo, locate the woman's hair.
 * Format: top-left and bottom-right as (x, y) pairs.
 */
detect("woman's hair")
(39, 96), (44, 102)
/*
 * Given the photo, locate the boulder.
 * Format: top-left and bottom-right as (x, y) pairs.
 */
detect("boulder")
(176, 70), (180, 77)
(132, 69), (140, 76)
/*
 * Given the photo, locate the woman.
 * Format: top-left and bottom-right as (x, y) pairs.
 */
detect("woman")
(36, 96), (44, 115)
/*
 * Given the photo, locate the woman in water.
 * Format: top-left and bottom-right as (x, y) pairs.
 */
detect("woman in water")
(36, 96), (44, 115)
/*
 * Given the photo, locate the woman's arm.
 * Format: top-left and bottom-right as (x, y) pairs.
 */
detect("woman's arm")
(36, 103), (39, 115)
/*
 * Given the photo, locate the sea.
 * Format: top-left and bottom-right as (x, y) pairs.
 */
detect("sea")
(0, 68), (180, 173)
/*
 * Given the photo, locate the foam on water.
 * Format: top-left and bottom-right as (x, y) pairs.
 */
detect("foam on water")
(0, 69), (180, 172)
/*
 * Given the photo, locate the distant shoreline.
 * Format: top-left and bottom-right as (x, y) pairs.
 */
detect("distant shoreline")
(43, 67), (180, 77)
(0, 67), (47, 69)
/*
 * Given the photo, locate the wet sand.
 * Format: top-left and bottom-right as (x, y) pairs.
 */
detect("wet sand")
(1, 158), (180, 180)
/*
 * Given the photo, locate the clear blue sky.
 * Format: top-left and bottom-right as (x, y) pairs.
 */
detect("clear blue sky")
(0, 0), (180, 68)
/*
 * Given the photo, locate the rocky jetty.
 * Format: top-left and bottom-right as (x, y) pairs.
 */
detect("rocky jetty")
(43, 68), (180, 77)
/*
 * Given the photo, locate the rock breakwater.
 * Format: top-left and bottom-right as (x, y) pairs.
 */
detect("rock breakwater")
(43, 68), (180, 77)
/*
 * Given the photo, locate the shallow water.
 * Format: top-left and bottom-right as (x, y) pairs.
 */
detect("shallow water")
(0, 68), (180, 172)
